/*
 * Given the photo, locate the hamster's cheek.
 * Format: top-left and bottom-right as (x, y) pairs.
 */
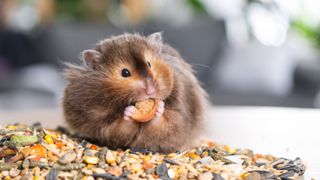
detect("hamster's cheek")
(88, 106), (109, 120)
(152, 63), (174, 100)
(130, 79), (145, 89)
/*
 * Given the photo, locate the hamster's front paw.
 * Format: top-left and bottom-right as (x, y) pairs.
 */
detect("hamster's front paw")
(156, 100), (165, 117)
(124, 105), (136, 120)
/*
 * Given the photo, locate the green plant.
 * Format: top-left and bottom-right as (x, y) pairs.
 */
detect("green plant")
(293, 19), (320, 49)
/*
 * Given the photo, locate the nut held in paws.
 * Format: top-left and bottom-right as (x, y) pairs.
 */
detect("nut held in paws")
(131, 99), (158, 122)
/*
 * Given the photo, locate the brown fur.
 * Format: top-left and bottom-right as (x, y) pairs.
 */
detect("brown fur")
(63, 33), (207, 153)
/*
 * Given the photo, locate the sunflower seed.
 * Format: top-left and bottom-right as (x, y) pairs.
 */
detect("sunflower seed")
(163, 158), (179, 165)
(156, 163), (168, 177)
(213, 173), (225, 180)
(46, 168), (58, 180)
(59, 151), (77, 164)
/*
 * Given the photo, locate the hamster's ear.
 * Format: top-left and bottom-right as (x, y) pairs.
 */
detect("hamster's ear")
(81, 49), (101, 69)
(147, 32), (162, 53)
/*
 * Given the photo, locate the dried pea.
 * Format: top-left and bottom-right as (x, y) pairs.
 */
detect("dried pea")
(5, 135), (38, 147)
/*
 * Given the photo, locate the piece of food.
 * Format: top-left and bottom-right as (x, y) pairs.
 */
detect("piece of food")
(5, 135), (38, 147)
(131, 99), (158, 122)
(0, 123), (306, 179)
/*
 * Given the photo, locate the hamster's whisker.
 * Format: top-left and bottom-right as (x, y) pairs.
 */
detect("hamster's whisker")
(190, 63), (212, 70)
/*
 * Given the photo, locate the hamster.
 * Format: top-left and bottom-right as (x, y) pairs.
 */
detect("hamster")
(63, 32), (207, 153)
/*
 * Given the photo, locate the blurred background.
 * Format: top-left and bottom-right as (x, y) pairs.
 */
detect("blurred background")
(0, 0), (320, 110)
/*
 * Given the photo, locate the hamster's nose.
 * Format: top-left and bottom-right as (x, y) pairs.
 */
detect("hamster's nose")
(146, 84), (156, 95)
(145, 79), (156, 95)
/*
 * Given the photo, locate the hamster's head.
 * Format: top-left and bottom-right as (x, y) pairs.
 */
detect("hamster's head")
(66, 33), (174, 108)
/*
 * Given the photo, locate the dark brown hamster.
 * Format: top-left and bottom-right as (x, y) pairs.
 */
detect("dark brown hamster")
(63, 33), (207, 153)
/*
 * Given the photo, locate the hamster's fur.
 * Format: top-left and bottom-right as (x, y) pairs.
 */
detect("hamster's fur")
(63, 33), (207, 153)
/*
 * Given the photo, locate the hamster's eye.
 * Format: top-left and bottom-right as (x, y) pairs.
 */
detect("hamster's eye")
(121, 68), (131, 77)
(147, 61), (151, 68)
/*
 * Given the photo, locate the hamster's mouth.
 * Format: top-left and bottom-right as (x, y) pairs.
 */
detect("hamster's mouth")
(130, 97), (159, 107)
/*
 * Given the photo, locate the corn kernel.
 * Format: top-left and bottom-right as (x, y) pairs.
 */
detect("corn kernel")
(241, 172), (249, 180)
(202, 151), (208, 157)
(7, 125), (17, 130)
(106, 151), (116, 164)
(48, 131), (59, 139)
(167, 153), (176, 158)
(44, 134), (54, 144)
(83, 156), (99, 164)
(187, 152), (200, 159)
(143, 155), (151, 162)
(131, 163), (142, 173)
(224, 145), (237, 155)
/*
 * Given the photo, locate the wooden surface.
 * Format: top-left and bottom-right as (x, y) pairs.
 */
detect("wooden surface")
(0, 106), (319, 179)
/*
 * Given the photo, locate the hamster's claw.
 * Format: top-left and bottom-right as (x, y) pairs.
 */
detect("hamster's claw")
(156, 100), (165, 117)
(124, 105), (136, 121)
